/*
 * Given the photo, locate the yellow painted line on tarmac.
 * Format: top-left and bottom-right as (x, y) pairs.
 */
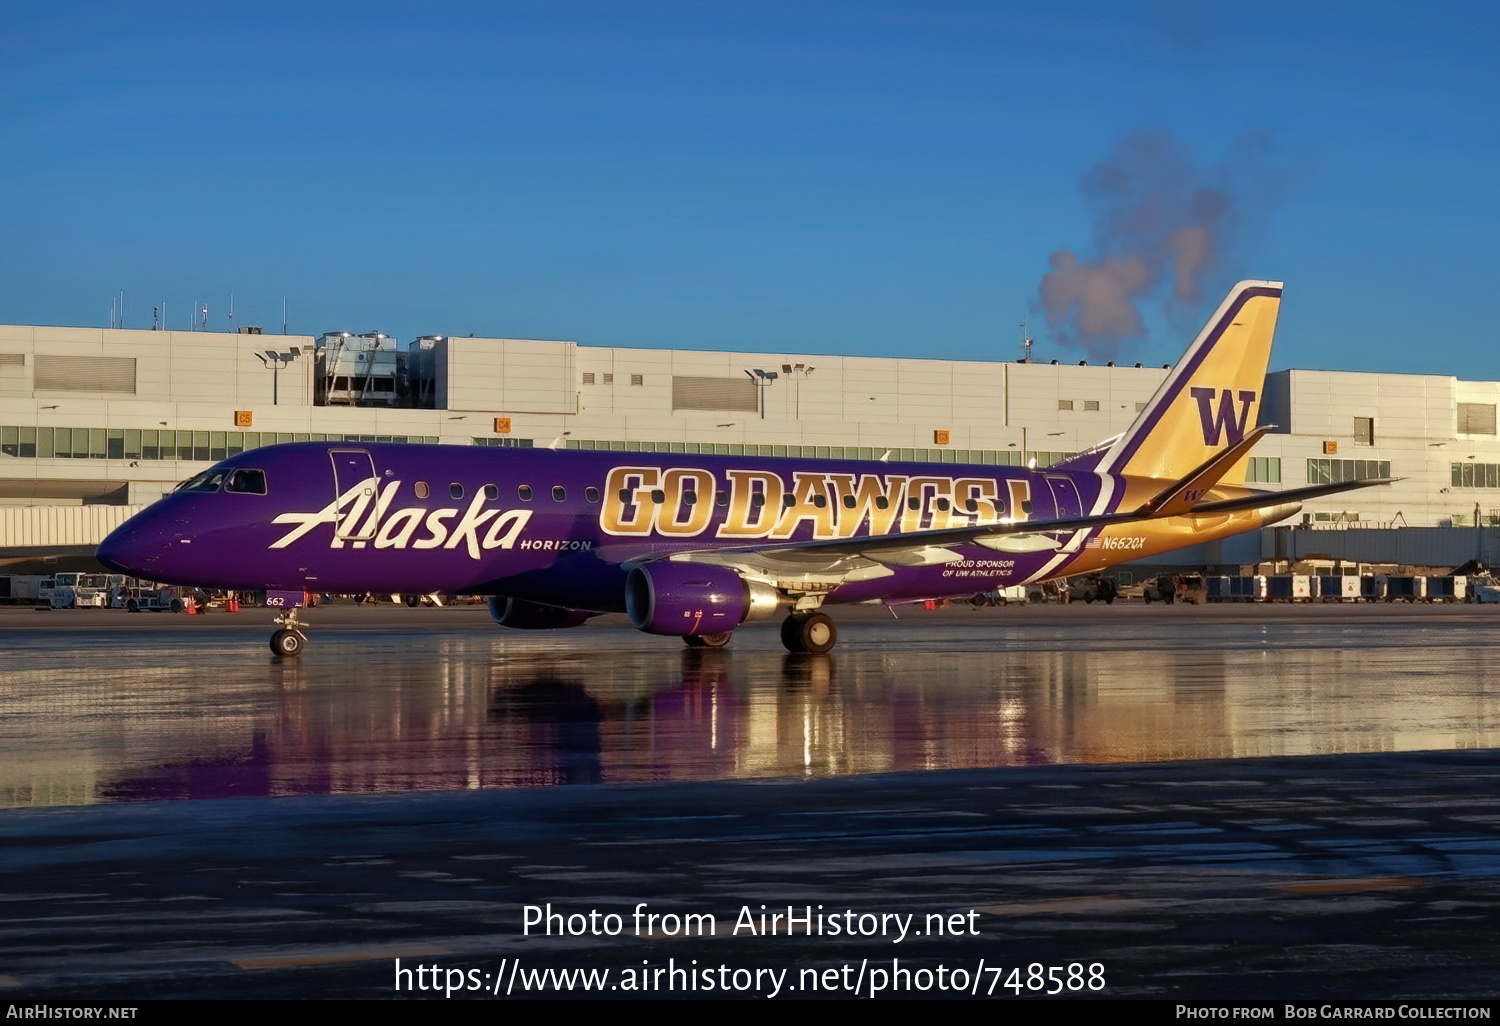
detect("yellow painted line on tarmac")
(231, 942), (451, 969)
(1275, 877), (1424, 894)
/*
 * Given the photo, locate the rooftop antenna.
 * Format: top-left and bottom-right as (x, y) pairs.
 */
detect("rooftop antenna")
(200, 302), (209, 332)
(227, 293), (234, 334)
(282, 296), (288, 335)
(1018, 319), (1034, 363)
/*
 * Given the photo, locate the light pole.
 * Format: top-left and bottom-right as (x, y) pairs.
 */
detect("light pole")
(255, 350), (297, 405)
(745, 368), (779, 419)
(780, 363), (814, 419)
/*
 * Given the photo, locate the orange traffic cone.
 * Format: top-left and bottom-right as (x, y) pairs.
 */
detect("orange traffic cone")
(227, 593), (240, 613)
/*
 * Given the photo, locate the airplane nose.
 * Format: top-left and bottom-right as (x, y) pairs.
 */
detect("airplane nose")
(97, 520), (160, 576)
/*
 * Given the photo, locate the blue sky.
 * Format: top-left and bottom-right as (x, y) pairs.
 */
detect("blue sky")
(2, 1), (1496, 375)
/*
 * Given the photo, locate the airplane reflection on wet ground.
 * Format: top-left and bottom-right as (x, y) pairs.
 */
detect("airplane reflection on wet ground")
(3, 605), (1498, 808)
(6, 606), (1500, 999)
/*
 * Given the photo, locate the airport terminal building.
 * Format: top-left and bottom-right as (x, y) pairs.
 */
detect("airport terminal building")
(2, 321), (1499, 572)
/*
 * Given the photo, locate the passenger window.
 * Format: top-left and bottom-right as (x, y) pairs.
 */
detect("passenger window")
(842, 495), (856, 509)
(907, 497), (921, 511)
(586, 486), (600, 503)
(224, 469), (267, 495)
(450, 483), (464, 499)
(965, 498), (978, 513)
(484, 484), (498, 500)
(1021, 500), (1033, 514)
(415, 481), (430, 499)
(875, 496), (889, 510)
(683, 491), (697, 506)
(715, 490), (728, 506)
(518, 485), (533, 501)
(812, 494), (827, 509)
(618, 488), (633, 504)
(751, 493), (766, 507)
(783, 494), (796, 508)
(936, 498), (950, 512)
(552, 486), (566, 502)
(651, 489), (666, 503)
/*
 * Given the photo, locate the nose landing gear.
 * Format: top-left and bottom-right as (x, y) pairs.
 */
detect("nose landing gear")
(270, 608), (309, 657)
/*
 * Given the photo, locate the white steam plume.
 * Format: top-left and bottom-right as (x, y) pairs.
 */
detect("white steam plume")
(1036, 128), (1291, 362)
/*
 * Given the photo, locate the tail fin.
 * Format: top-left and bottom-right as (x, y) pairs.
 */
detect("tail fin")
(1096, 281), (1282, 485)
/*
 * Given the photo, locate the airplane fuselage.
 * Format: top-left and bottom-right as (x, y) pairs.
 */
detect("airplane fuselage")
(99, 442), (1275, 609)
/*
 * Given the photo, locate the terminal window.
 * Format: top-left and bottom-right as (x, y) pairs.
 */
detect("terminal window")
(1354, 417), (1374, 445)
(1, 425), (438, 461)
(1307, 458), (1390, 485)
(1458, 403), (1497, 435)
(1452, 463), (1500, 488)
(1245, 457), (1281, 484)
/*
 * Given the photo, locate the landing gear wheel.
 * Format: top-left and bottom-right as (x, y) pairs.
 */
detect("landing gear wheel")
(781, 612), (837, 654)
(270, 628), (305, 658)
(404, 594), (421, 608)
(684, 631), (733, 648)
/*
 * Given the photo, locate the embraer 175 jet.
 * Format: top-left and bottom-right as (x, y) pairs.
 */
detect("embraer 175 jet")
(98, 281), (1389, 657)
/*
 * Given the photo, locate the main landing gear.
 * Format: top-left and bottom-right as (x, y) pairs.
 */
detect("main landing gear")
(780, 612), (836, 655)
(678, 612), (839, 654)
(270, 608), (308, 658)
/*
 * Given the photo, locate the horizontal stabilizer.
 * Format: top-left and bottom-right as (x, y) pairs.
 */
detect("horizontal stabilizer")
(1187, 477), (1399, 516)
(1136, 426), (1273, 518)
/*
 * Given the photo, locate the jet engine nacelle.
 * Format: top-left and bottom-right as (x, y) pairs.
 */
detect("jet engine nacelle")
(488, 596), (594, 630)
(625, 562), (783, 636)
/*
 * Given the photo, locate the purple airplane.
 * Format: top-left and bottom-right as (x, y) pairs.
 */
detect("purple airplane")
(98, 282), (1389, 656)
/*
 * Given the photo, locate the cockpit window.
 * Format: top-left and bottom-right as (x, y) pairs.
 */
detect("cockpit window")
(179, 469), (227, 493)
(225, 469), (268, 495)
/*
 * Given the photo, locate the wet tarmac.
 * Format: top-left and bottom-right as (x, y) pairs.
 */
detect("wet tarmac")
(2, 603), (1499, 1000)
(3, 603), (1500, 808)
